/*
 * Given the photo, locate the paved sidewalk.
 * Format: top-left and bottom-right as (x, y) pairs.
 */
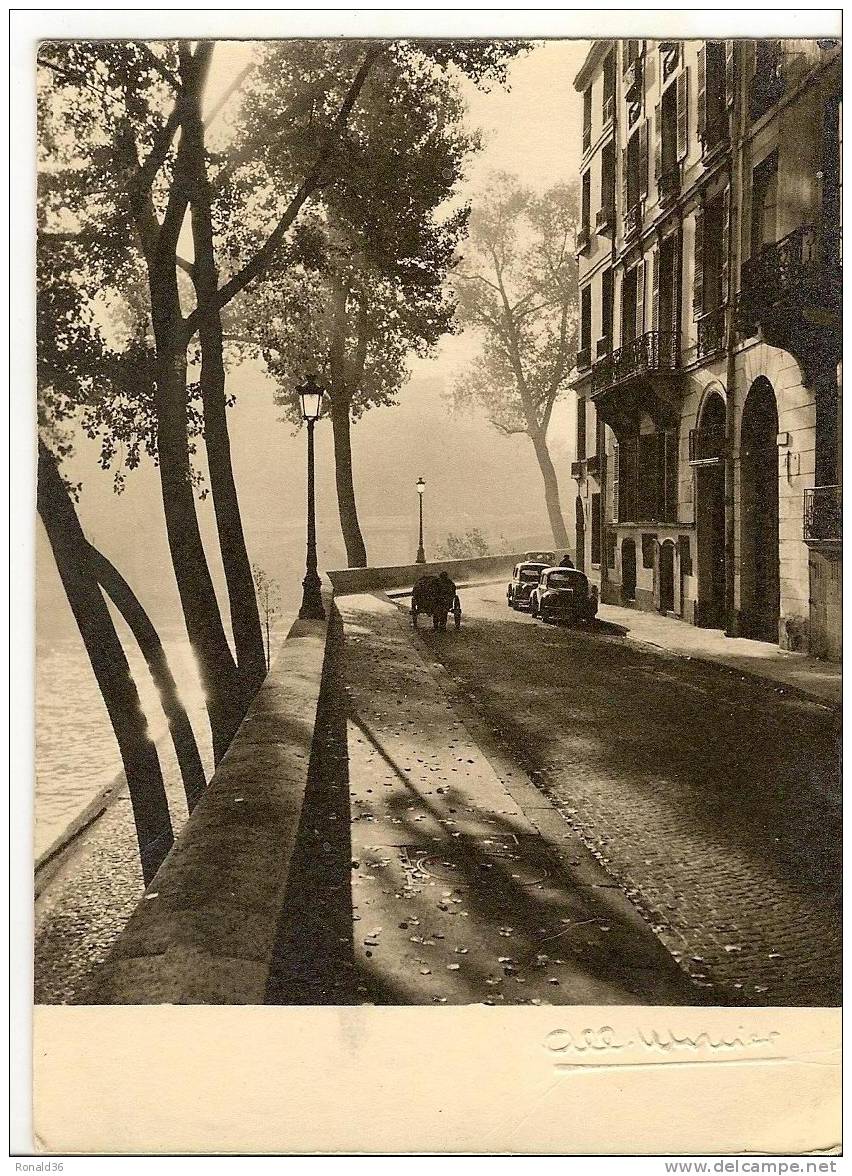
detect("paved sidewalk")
(598, 603), (841, 707)
(286, 592), (702, 1006)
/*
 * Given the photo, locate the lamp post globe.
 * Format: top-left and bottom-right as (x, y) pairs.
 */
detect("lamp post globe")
(296, 375), (326, 621)
(416, 477), (426, 564)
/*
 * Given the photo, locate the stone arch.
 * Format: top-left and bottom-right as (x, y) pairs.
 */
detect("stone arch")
(739, 376), (780, 642)
(694, 385), (728, 628)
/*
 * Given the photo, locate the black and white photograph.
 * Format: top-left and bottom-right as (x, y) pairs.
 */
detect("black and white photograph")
(18, 13), (841, 1157)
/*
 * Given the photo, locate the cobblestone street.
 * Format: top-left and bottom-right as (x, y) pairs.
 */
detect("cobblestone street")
(409, 583), (841, 1006)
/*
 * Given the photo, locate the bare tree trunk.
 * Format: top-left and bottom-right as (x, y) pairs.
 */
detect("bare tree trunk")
(85, 543), (207, 813)
(530, 429), (569, 548)
(37, 440), (173, 885)
(182, 69), (267, 698)
(329, 394), (368, 567)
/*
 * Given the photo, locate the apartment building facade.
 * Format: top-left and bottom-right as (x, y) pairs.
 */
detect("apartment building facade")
(570, 38), (841, 658)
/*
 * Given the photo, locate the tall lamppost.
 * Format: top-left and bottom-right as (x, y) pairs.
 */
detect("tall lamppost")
(415, 476), (426, 564)
(297, 375), (326, 620)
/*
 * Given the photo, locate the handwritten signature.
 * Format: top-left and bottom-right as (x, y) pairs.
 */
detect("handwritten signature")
(545, 1026), (781, 1055)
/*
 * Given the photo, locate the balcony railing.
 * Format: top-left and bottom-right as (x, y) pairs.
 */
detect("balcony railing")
(658, 165), (680, 207)
(688, 426), (726, 466)
(591, 330), (680, 395)
(575, 224), (591, 253)
(624, 202), (642, 240)
(803, 485), (841, 544)
(596, 203), (615, 234)
(738, 224), (841, 334)
(696, 304), (726, 359)
(596, 334), (612, 359)
(576, 344), (592, 370)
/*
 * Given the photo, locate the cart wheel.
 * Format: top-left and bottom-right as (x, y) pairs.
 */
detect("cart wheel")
(453, 609), (461, 630)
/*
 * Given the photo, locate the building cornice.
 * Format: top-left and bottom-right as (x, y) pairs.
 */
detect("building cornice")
(574, 39), (616, 92)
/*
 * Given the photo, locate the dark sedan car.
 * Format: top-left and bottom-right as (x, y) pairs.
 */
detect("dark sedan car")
(507, 561), (550, 610)
(529, 567), (598, 624)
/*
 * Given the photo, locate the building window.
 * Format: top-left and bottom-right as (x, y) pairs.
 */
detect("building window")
(591, 493), (602, 564)
(598, 140), (615, 231)
(581, 169), (591, 235)
(698, 41), (728, 152)
(654, 71), (687, 199)
(583, 84), (592, 152)
(694, 190), (729, 357)
(621, 260), (644, 346)
(602, 51), (615, 122)
(615, 430), (678, 522)
(577, 284), (592, 368)
(749, 39), (784, 122)
(598, 268), (613, 356)
(750, 152), (778, 255)
(623, 123), (649, 233)
(576, 396), (587, 460)
(654, 232), (681, 337)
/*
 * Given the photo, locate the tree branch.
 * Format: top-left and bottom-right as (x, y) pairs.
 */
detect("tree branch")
(186, 45), (383, 332)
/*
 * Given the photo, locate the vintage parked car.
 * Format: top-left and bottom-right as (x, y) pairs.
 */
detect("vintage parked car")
(523, 549), (555, 565)
(529, 567), (598, 624)
(507, 561), (551, 610)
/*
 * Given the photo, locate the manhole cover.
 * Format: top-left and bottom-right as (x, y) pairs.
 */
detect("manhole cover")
(402, 838), (549, 888)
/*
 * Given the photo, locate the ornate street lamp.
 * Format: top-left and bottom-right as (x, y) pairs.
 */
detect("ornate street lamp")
(296, 374), (326, 620)
(415, 476), (426, 564)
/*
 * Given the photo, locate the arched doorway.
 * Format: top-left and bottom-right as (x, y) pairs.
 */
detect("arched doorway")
(621, 538), (637, 603)
(659, 541), (675, 613)
(575, 497), (585, 573)
(740, 377), (780, 642)
(695, 390), (727, 628)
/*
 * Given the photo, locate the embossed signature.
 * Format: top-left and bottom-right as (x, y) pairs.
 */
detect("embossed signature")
(545, 1025), (781, 1055)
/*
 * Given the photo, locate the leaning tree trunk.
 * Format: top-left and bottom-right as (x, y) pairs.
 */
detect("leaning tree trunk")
(149, 301), (248, 764)
(329, 394), (368, 567)
(85, 543), (207, 814)
(37, 440), (173, 885)
(183, 85), (267, 699)
(530, 428), (569, 548)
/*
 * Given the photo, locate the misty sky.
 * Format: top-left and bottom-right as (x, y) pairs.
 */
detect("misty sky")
(39, 40), (588, 637)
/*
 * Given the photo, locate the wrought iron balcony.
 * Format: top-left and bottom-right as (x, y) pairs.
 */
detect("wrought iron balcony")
(591, 330), (680, 396)
(596, 203), (615, 234)
(575, 224), (591, 253)
(688, 426), (726, 466)
(803, 485), (841, 544)
(624, 202), (642, 241)
(596, 334), (612, 359)
(576, 343), (592, 370)
(657, 165), (680, 207)
(738, 224), (842, 336)
(696, 304), (726, 360)
(624, 58), (642, 96)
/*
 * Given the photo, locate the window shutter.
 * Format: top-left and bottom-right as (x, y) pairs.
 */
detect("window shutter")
(654, 101), (663, 178)
(639, 120), (649, 197)
(720, 186), (731, 304)
(692, 207), (704, 320)
(621, 146), (629, 218)
(676, 67), (689, 160)
(725, 40), (736, 108)
(636, 258), (646, 337)
(612, 444), (620, 522)
(697, 44), (707, 142)
(652, 247), (660, 330)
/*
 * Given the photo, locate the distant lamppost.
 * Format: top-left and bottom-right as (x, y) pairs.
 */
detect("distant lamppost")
(415, 476), (426, 564)
(297, 374), (326, 621)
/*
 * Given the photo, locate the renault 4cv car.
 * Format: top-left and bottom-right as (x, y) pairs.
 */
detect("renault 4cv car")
(507, 561), (551, 610)
(529, 567), (598, 624)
